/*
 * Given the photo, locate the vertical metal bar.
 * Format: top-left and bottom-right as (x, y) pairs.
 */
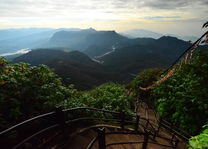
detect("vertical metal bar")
(119, 111), (125, 130)
(173, 140), (179, 149)
(145, 120), (149, 129)
(97, 128), (106, 149)
(170, 123), (174, 144)
(157, 118), (162, 136)
(135, 115), (140, 131)
(171, 133), (175, 144)
(142, 131), (149, 149)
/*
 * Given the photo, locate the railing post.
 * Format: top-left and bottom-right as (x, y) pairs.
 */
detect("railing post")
(119, 111), (125, 130)
(173, 140), (179, 149)
(97, 128), (106, 149)
(145, 119), (149, 129)
(55, 107), (67, 138)
(157, 118), (162, 136)
(142, 131), (149, 149)
(134, 115), (140, 131)
(171, 133), (175, 144)
(170, 124), (175, 144)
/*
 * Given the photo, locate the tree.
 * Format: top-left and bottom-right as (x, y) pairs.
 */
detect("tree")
(153, 50), (208, 135)
(0, 58), (77, 130)
(189, 125), (208, 149)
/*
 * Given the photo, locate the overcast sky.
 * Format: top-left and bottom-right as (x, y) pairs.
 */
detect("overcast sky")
(0, 0), (207, 36)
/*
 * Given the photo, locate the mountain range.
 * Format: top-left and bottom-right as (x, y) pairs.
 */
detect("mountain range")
(0, 28), (80, 54)
(12, 33), (199, 89)
(13, 49), (118, 90)
(0, 28), (198, 55)
(122, 29), (198, 42)
(1, 27), (206, 90)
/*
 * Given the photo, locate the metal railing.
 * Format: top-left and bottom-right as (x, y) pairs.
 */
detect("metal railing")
(0, 107), (182, 149)
(87, 128), (179, 149)
(139, 99), (191, 142)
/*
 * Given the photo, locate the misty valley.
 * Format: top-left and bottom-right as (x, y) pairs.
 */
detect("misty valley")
(1, 28), (205, 90)
(0, 26), (208, 149)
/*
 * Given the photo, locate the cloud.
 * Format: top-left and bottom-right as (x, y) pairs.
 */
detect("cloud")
(0, 0), (207, 17)
(0, 0), (207, 36)
(140, 0), (189, 9)
(144, 16), (181, 20)
(111, 0), (208, 10)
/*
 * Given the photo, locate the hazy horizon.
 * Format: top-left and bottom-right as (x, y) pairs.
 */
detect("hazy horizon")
(0, 27), (201, 39)
(0, 0), (207, 37)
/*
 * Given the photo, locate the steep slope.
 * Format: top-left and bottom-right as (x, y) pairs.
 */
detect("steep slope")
(83, 37), (156, 58)
(13, 49), (117, 90)
(96, 36), (192, 82)
(152, 36), (190, 57)
(48, 28), (96, 49)
(12, 36), (200, 87)
(47, 28), (156, 58)
(48, 29), (130, 51)
(97, 45), (170, 74)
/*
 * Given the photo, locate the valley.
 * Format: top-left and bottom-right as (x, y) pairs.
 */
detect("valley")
(2, 28), (204, 90)
(0, 26), (208, 149)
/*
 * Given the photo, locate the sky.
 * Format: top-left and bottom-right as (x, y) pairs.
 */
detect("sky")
(0, 0), (208, 36)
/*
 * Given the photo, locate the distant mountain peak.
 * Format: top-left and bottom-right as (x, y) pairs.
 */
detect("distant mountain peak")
(158, 36), (179, 40)
(82, 28), (97, 32)
(157, 36), (185, 43)
(88, 27), (96, 31)
(122, 29), (163, 39)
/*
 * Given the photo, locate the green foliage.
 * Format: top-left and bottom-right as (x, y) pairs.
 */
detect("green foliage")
(127, 69), (162, 97)
(153, 50), (208, 135)
(189, 124), (208, 149)
(0, 58), (76, 130)
(62, 83), (134, 114)
(0, 58), (134, 131)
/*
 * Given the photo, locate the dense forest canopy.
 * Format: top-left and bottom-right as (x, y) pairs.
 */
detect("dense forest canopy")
(0, 58), (134, 131)
(128, 49), (208, 148)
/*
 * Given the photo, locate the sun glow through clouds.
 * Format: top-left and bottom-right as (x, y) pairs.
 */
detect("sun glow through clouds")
(0, 0), (207, 36)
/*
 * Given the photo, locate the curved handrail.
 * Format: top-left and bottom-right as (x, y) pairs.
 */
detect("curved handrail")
(137, 100), (191, 141)
(90, 130), (178, 149)
(86, 136), (98, 149)
(63, 107), (120, 115)
(0, 107), (120, 137)
(106, 141), (143, 147)
(0, 106), (186, 149)
(162, 119), (190, 137)
(0, 111), (55, 136)
(0, 107), (136, 149)
(12, 124), (59, 149)
(66, 117), (121, 124)
(160, 119), (190, 141)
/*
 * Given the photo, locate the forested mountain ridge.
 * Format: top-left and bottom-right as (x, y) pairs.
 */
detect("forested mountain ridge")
(96, 36), (193, 76)
(46, 28), (156, 58)
(122, 29), (198, 41)
(13, 49), (118, 90)
(12, 35), (206, 89)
